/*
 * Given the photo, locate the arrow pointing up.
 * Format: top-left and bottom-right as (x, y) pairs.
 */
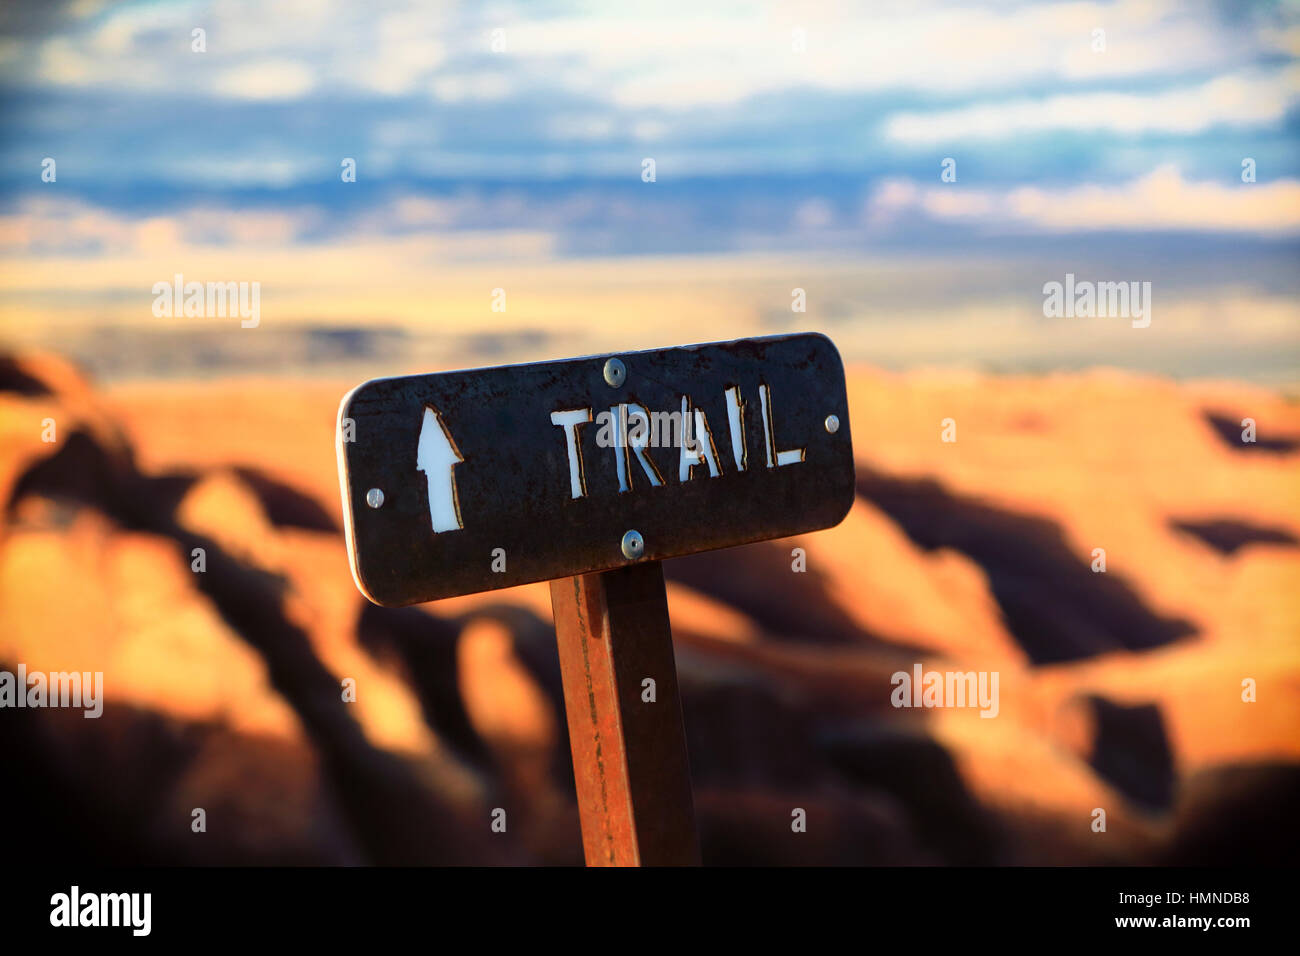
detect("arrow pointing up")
(416, 405), (465, 533)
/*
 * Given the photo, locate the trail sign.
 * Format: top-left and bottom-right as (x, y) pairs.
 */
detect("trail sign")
(336, 332), (855, 866)
(336, 333), (855, 607)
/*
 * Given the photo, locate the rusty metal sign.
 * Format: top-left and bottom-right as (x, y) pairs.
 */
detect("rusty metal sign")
(336, 331), (855, 866)
(337, 333), (854, 607)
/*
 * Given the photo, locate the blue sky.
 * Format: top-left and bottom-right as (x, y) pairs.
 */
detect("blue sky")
(2, 0), (1297, 250)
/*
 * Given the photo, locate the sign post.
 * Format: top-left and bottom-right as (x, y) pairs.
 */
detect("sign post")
(550, 562), (698, 865)
(336, 333), (855, 865)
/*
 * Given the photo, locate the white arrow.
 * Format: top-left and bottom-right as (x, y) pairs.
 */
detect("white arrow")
(416, 405), (465, 533)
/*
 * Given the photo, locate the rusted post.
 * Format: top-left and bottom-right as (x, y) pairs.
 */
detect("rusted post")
(549, 560), (700, 866)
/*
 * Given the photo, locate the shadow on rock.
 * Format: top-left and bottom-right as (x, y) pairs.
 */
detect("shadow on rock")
(8, 428), (509, 865)
(1203, 411), (1299, 454)
(1170, 517), (1298, 555)
(856, 466), (1197, 664)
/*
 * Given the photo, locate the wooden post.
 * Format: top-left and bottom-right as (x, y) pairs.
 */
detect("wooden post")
(549, 560), (700, 866)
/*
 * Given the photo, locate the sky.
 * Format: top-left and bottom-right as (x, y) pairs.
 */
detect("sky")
(0, 0), (1297, 381)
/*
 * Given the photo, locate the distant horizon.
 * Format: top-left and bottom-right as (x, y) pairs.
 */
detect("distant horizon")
(5, 241), (1297, 388)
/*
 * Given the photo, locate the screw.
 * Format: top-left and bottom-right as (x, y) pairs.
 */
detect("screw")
(603, 357), (626, 388)
(621, 529), (644, 560)
(824, 414), (840, 434)
(366, 488), (385, 509)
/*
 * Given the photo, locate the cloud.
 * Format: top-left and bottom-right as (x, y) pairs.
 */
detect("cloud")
(0, 192), (571, 256)
(214, 61), (316, 101)
(364, 12), (446, 95)
(430, 71), (514, 103)
(511, 0), (1279, 109)
(20, 0), (444, 101)
(868, 165), (1300, 235)
(4, 0), (1299, 221)
(884, 68), (1300, 144)
(0, 196), (317, 254)
(10, 0), (1290, 108)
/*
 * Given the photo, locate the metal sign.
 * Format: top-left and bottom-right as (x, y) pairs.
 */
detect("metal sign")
(336, 333), (855, 607)
(337, 332), (854, 866)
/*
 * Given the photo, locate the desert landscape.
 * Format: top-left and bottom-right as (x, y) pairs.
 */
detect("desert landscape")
(2, 349), (1296, 865)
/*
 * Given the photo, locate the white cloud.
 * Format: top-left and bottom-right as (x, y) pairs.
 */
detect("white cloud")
(884, 67), (1300, 143)
(36, 37), (96, 85)
(430, 71), (514, 103)
(0, 196), (318, 254)
(362, 12), (445, 95)
(214, 61), (316, 100)
(548, 114), (618, 141)
(868, 165), (1300, 235)
(16, 0), (1290, 110)
(517, 0), (1274, 109)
